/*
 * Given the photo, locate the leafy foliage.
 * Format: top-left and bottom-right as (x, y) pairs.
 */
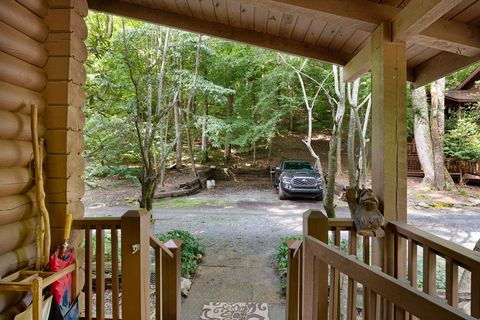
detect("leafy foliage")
(275, 235), (302, 291)
(156, 229), (205, 278)
(444, 112), (480, 163)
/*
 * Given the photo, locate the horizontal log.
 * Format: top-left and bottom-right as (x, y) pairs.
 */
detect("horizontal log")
(43, 81), (85, 106)
(0, 51), (47, 92)
(16, 0), (48, 18)
(47, 200), (84, 228)
(45, 32), (88, 63)
(45, 104), (84, 131)
(0, 217), (36, 256)
(0, 0), (49, 42)
(46, 8), (88, 40)
(0, 140), (33, 167)
(0, 110), (45, 141)
(0, 81), (45, 115)
(46, 154), (84, 178)
(0, 167), (34, 198)
(48, 0), (89, 17)
(44, 129), (84, 154)
(44, 57), (87, 85)
(0, 189), (36, 226)
(45, 176), (85, 203)
(0, 243), (36, 278)
(0, 21), (48, 67)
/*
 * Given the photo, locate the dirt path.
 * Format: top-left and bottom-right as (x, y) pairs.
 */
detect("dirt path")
(85, 181), (480, 319)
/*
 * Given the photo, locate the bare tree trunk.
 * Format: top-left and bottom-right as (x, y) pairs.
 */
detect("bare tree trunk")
(431, 78), (453, 189)
(412, 85), (435, 186)
(347, 108), (357, 186)
(325, 66), (346, 218)
(224, 93), (234, 161)
(174, 100), (182, 168)
(201, 94), (208, 163)
(336, 136), (342, 175)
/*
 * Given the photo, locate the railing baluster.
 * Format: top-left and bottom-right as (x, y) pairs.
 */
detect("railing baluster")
(446, 257), (458, 308)
(329, 228), (341, 320)
(85, 225), (93, 320)
(408, 240), (417, 289)
(347, 230), (357, 320)
(96, 226), (105, 320)
(472, 268), (480, 317)
(423, 246), (437, 295)
(111, 226), (119, 320)
(155, 239), (162, 320)
(368, 290), (378, 320)
(363, 236), (370, 318)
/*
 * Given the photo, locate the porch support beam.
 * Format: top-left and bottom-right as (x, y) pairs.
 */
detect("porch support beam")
(391, 0), (463, 42)
(371, 23), (407, 223)
(87, 0), (349, 65)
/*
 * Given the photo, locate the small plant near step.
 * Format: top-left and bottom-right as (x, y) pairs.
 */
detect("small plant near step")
(275, 235), (349, 292)
(156, 229), (205, 278)
(275, 235), (302, 291)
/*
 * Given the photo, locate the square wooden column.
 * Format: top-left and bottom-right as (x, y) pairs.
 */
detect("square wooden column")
(371, 23), (407, 223)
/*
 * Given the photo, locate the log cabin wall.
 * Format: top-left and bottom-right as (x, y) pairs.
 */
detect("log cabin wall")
(0, 0), (88, 317)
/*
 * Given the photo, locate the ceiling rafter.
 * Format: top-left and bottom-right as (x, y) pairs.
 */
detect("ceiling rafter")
(239, 0), (480, 54)
(88, 0), (352, 66)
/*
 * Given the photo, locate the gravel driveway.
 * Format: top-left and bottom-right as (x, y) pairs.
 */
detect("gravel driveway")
(85, 183), (480, 320)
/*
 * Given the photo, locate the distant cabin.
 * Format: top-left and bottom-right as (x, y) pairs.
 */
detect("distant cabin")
(445, 66), (480, 118)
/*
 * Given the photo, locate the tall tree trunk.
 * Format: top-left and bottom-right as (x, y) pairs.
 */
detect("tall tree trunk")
(347, 108), (357, 186)
(431, 78), (452, 189)
(201, 94), (208, 163)
(224, 93), (234, 161)
(413, 85), (435, 186)
(174, 100), (182, 168)
(325, 66), (346, 218)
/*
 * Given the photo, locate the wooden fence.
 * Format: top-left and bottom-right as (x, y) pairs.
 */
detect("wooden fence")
(286, 211), (480, 320)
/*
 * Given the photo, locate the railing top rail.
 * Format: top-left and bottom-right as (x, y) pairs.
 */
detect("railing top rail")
(72, 217), (121, 229)
(305, 235), (475, 320)
(149, 235), (175, 258)
(327, 218), (354, 230)
(389, 221), (480, 270)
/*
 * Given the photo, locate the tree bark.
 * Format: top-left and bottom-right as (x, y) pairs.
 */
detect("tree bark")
(224, 93), (234, 161)
(412, 85), (435, 186)
(174, 99), (182, 168)
(325, 66), (346, 218)
(201, 94), (208, 163)
(347, 108), (357, 186)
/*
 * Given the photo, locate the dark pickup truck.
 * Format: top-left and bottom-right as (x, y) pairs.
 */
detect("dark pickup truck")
(272, 160), (324, 200)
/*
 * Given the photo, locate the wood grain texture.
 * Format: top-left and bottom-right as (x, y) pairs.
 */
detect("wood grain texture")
(0, 0), (49, 42)
(44, 57), (87, 85)
(46, 32), (89, 63)
(0, 217), (36, 256)
(0, 51), (47, 92)
(0, 21), (48, 68)
(44, 130), (84, 154)
(0, 140), (34, 167)
(45, 105), (85, 131)
(0, 81), (45, 115)
(0, 110), (45, 141)
(0, 167), (33, 198)
(46, 8), (88, 40)
(16, 0), (49, 18)
(0, 189), (36, 226)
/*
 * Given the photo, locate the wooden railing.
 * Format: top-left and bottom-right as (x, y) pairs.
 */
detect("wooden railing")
(73, 210), (182, 320)
(286, 210), (480, 320)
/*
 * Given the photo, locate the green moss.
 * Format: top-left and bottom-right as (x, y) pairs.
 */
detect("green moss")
(153, 198), (232, 209)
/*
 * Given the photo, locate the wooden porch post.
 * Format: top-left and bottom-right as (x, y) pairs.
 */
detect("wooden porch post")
(121, 210), (151, 320)
(371, 23), (407, 318)
(371, 22), (407, 224)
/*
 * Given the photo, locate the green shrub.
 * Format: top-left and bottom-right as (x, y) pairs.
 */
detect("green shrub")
(156, 229), (205, 278)
(275, 235), (302, 291)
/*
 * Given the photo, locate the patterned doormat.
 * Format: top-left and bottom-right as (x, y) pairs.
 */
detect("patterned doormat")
(200, 302), (269, 320)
